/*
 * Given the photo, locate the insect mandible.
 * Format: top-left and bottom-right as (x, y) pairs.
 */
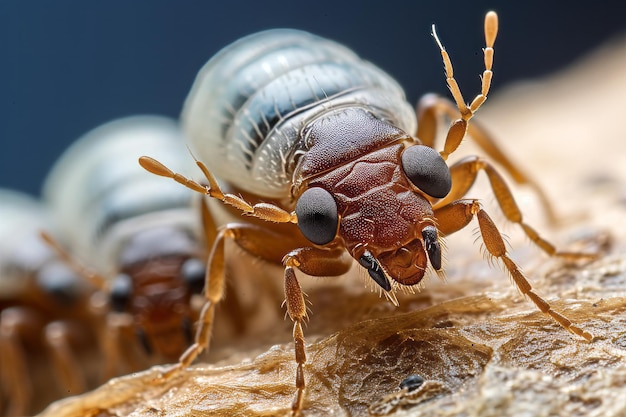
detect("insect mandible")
(140, 11), (595, 414)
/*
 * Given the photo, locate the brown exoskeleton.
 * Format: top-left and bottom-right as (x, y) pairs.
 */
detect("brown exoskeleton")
(41, 116), (219, 378)
(0, 190), (98, 416)
(140, 11), (595, 414)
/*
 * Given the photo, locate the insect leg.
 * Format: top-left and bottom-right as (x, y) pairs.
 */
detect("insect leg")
(139, 156), (297, 223)
(282, 246), (353, 414)
(434, 156), (596, 261)
(39, 232), (144, 378)
(434, 199), (593, 341)
(284, 265), (307, 414)
(0, 307), (38, 416)
(417, 96), (558, 224)
(414, 93), (440, 148)
(39, 231), (107, 290)
(100, 312), (138, 379)
(160, 228), (228, 377)
(44, 321), (87, 396)
(199, 194), (218, 250)
(160, 222), (304, 378)
(198, 196), (250, 334)
(431, 11), (498, 160)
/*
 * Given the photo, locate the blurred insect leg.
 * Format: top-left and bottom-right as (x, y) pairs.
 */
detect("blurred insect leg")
(283, 246), (353, 414)
(467, 116), (557, 224)
(415, 93), (439, 148)
(434, 200), (593, 341)
(39, 231), (107, 290)
(421, 96), (558, 224)
(433, 157), (596, 261)
(44, 321), (86, 396)
(430, 11), (498, 160)
(101, 312), (136, 379)
(139, 156), (296, 223)
(0, 307), (39, 416)
(161, 223), (312, 380)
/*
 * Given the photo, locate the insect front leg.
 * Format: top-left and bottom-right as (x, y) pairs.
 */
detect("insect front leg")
(282, 246), (353, 414)
(427, 11), (498, 161)
(434, 199), (593, 341)
(433, 157), (597, 262)
(139, 156), (296, 223)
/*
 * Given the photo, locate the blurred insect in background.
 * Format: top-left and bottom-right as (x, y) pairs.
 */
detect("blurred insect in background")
(42, 116), (214, 377)
(369, 373), (450, 416)
(140, 11), (595, 414)
(0, 190), (98, 417)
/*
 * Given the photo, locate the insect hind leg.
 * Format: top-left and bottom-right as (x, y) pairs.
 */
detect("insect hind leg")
(434, 199), (593, 341)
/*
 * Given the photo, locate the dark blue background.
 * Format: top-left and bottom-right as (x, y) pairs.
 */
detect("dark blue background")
(2, 1), (625, 197)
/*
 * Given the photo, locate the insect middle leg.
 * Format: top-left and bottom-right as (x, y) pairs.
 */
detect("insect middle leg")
(434, 156), (596, 261)
(434, 199), (593, 341)
(282, 245), (353, 413)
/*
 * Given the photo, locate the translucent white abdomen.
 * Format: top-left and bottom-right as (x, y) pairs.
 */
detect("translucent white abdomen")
(182, 29), (417, 200)
(43, 116), (198, 274)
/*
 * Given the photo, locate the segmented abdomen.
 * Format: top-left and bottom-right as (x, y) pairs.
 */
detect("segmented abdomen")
(182, 29), (417, 200)
(43, 116), (198, 274)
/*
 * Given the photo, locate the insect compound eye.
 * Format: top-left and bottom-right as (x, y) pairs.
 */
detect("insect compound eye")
(421, 225), (442, 270)
(110, 273), (133, 312)
(359, 250), (391, 291)
(401, 145), (451, 198)
(181, 258), (206, 295)
(295, 187), (339, 245)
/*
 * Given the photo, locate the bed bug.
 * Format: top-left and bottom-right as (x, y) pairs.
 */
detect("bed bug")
(42, 116), (215, 376)
(140, 11), (595, 414)
(0, 189), (97, 416)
